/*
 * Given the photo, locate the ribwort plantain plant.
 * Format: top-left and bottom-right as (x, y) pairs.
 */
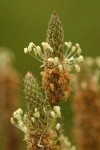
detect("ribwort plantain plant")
(72, 57), (100, 150)
(11, 12), (84, 150)
(24, 12), (83, 104)
(0, 49), (21, 150)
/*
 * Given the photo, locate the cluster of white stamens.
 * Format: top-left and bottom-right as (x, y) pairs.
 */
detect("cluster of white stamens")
(50, 106), (61, 118)
(64, 42), (83, 72)
(11, 106), (61, 134)
(24, 42), (53, 63)
(11, 108), (28, 133)
(24, 41), (83, 72)
(33, 107), (40, 118)
(50, 106), (61, 131)
(10, 107), (41, 134)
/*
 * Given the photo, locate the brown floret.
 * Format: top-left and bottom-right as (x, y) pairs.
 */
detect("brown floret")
(25, 128), (58, 150)
(41, 67), (72, 103)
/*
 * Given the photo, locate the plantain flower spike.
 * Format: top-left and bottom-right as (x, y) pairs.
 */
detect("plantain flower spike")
(72, 57), (100, 150)
(24, 12), (84, 103)
(11, 72), (62, 150)
(46, 11), (64, 60)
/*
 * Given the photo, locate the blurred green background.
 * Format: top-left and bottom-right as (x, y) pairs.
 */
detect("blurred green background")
(0, 0), (100, 148)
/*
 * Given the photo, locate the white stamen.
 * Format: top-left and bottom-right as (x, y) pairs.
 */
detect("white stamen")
(33, 112), (40, 118)
(77, 48), (81, 55)
(75, 64), (80, 72)
(71, 46), (76, 52)
(48, 58), (55, 63)
(33, 48), (38, 56)
(42, 42), (53, 52)
(31, 117), (35, 123)
(77, 55), (84, 62)
(36, 46), (41, 56)
(76, 43), (80, 48)
(34, 108), (38, 112)
(54, 106), (61, 117)
(65, 42), (72, 49)
(56, 123), (60, 130)
(24, 48), (28, 53)
(28, 45), (32, 52)
(58, 64), (63, 72)
(11, 117), (14, 124)
(50, 111), (56, 118)
(70, 57), (74, 61)
(22, 127), (28, 133)
(29, 42), (34, 47)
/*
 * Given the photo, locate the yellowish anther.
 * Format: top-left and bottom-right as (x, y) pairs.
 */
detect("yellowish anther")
(76, 43), (80, 48)
(65, 42), (72, 49)
(56, 123), (60, 130)
(22, 127), (28, 133)
(48, 58), (55, 63)
(33, 112), (40, 118)
(29, 42), (34, 47)
(11, 117), (14, 124)
(75, 64), (80, 72)
(28, 46), (32, 52)
(42, 42), (53, 52)
(71, 46), (76, 52)
(31, 117), (35, 123)
(33, 48), (38, 56)
(58, 64), (63, 72)
(77, 48), (81, 55)
(36, 46), (41, 56)
(70, 57), (74, 61)
(24, 48), (28, 53)
(51, 111), (56, 118)
(77, 55), (84, 62)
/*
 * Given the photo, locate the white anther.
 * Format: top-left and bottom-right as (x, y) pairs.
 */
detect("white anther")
(36, 46), (41, 56)
(77, 55), (84, 62)
(34, 108), (38, 112)
(76, 43), (80, 48)
(18, 108), (23, 115)
(42, 42), (53, 52)
(34, 112), (40, 118)
(28, 45), (32, 52)
(65, 42), (72, 49)
(24, 48), (28, 53)
(77, 48), (81, 54)
(11, 117), (14, 124)
(71, 46), (76, 52)
(50, 111), (56, 118)
(29, 42), (34, 47)
(56, 123), (60, 130)
(31, 117), (35, 123)
(22, 126), (28, 133)
(54, 106), (61, 117)
(75, 65), (80, 72)
(70, 57), (74, 61)
(33, 48), (38, 56)
(58, 64), (63, 72)
(48, 58), (55, 63)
